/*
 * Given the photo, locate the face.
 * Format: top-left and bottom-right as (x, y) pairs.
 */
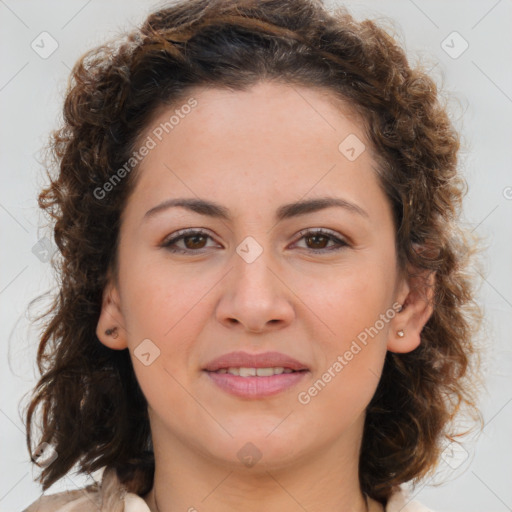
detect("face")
(97, 81), (423, 470)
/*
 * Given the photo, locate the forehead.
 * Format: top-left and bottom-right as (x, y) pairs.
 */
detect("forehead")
(122, 81), (389, 227)
(138, 80), (369, 161)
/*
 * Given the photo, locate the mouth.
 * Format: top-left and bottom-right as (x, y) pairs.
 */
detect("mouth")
(203, 350), (309, 373)
(203, 368), (309, 398)
(206, 366), (307, 376)
(202, 351), (309, 398)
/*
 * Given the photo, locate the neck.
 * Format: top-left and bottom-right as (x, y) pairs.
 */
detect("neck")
(143, 414), (384, 512)
(152, 485), (372, 512)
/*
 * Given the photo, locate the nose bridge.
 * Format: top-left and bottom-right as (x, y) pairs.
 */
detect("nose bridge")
(232, 234), (280, 302)
(216, 233), (295, 331)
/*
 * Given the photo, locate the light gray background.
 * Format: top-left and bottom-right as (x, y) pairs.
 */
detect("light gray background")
(1, 1), (511, 511)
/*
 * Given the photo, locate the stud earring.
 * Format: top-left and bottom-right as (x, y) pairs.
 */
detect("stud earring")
(105, 327), (118, 339)
(396, 329), (405, 338)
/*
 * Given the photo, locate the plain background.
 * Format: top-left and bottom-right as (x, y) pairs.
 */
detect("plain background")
(1, 1), (511, 511)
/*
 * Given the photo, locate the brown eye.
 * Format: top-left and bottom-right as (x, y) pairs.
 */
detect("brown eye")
(162, 229), (218, 253)
(295, 229), (349, 254)
(304, 233), (330, 250)
(182, 234), (208, 250)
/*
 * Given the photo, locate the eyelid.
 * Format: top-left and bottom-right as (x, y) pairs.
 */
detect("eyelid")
(295, 227), (346, 241)
(162, 227), (349, 254)
(162, 227), (215, 244)
(293, 228), (349, 251)
(161, 228), (220, 251)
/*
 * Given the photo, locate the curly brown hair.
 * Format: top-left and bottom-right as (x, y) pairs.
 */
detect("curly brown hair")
(24, 0), (485, 505)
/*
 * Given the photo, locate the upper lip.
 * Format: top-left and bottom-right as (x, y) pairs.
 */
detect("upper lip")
(203, 351), (309, 372)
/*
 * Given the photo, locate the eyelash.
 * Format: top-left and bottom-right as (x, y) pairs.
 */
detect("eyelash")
(161, 228), (349, 254)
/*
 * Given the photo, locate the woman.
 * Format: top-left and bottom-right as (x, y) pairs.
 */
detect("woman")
(23, 0), (483, 510)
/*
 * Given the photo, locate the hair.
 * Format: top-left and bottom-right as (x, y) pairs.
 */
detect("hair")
(24, 0), (485, 505)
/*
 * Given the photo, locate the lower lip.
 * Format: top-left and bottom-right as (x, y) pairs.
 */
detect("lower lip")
(204, 370), (308, 398)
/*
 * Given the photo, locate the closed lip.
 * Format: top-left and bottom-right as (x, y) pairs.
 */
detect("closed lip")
(203, 351), (309, 372)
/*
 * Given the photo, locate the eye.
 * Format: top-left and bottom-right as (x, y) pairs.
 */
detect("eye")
(293, 228), (349, 253)
(161, 228), (349, 255)
(161, 229), (219, 254)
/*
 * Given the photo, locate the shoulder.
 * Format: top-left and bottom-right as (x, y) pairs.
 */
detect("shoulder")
(22, 466), (150, 512)
(23, 472), (436, 512)
(386, 485), (436, 512)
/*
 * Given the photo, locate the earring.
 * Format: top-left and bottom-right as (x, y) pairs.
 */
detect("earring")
(105, 327), (119, 339)
(396, 329), (405, 338)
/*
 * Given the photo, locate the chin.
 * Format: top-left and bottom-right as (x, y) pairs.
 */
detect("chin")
(202, 427), (308, 470)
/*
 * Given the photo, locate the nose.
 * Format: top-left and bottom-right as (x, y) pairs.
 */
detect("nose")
(215, 245), (295, 334)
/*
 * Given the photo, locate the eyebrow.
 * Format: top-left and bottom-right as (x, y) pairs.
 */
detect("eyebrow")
(143, 196), (369, 224)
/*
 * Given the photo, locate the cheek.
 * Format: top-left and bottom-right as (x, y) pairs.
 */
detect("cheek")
(302, 256), (395, 343)
(118, 257), (212, 402)
(295, 274), (390, 429)
(292, 258), (393, 414)
(297, 358), (383, 444)
(119, 252), (214, 341)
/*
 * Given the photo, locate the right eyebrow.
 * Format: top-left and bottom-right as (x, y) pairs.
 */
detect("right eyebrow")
(142, 196), (370, 224)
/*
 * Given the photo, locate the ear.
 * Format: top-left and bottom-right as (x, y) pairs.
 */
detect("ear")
(387, 264), (436, 354)
(96, 274), (128, 350)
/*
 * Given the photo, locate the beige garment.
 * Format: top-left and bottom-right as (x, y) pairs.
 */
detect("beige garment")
(23, 466), (434, 512)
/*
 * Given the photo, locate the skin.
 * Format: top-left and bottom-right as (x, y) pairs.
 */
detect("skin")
(97, 80), (435, 512)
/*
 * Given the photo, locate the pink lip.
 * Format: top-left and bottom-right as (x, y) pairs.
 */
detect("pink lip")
(202, 351), (309, 399)
(202, 351), (309, 372)
(206, 371), (308, 399)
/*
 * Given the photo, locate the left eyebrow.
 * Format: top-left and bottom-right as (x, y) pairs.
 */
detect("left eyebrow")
(142, 196), (370, 224)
